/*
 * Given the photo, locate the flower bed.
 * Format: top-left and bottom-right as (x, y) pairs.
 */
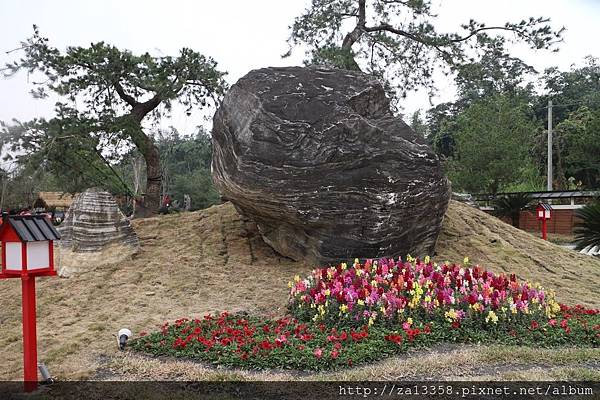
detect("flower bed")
(131, 258), (600, 371)
(289, 257), (560, 329)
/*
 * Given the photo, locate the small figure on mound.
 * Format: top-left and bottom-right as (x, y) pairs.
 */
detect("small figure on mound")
(159, 194), (172, 215)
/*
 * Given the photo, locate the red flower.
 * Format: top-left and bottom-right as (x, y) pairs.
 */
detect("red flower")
(384, 334), (403, 345)
(451, 321), (461, 329)
(260, 340), (272, 350)
(560, 320), (568, 329)
(530, 321), (539, 330)
(331, 350), (339, 359)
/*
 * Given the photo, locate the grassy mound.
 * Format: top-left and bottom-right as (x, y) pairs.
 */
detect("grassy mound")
(1, 200), (599, 380)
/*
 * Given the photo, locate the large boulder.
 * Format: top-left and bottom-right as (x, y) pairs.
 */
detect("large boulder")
(212, 66), (450, 264)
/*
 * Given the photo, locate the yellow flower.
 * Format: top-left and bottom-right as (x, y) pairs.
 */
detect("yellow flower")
(341, 262), (347, 270)
(324, 289), (331, 296)
(356, 269), (363, 277)
(318, 305), (326, 315)
(287, 281), (292, 288)
(358, 299), (365, 306)
(406, 254), (414, 262)
(294, 275), (300, 282)
(327, 269), (334, 279)
(463, 256), (470, 265)
(310, 303), (316, 309)
(485, 311), (498, 324)
(424, 295), (432, 303)
(354, 258), (360, 265)
(380, 306), (386, 314)
(371, 280), (378, 287)
(445, 308), (458, 321)
(368, 317), (375, 326)
(472, 303), (481, 312)
(424, 255), (430, 264)
(339, 304), (349, 313)
(407, 317), (413, 325)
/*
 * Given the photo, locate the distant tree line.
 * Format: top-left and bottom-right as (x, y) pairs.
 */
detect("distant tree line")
(411, 56), (600, 194)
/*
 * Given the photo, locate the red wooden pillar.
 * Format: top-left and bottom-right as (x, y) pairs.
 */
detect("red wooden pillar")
(21, 275), (38, 392)
(541, 218), (548, 241)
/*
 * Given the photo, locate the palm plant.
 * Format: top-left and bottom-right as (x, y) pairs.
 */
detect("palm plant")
(574, 201), (600, 251)
(493, 193), (532, 228)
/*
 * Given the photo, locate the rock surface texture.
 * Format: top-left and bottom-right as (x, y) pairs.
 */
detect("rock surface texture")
(212, 66), (451, 264)
(58, 188), (139, 252)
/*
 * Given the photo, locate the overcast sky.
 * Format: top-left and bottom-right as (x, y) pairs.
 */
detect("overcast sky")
(1, 0), (599, 134)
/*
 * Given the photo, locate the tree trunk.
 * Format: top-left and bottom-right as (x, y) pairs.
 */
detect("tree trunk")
(511, 211), (520, 229)
(129, 96), (163, 218)
(128, 127), (161, 218)
(114, 84), (163, 218)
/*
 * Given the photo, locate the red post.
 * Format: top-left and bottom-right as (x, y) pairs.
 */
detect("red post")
(541, 218), (548, 241)
(21, 275), (38, 392)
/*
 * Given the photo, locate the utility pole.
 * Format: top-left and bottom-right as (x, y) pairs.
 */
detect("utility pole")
(547, 99), (553, 191)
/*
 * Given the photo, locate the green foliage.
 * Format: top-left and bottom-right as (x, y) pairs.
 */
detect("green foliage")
(408, 110), (428, 139)
(4, 26), (226, 118)
(0, 114), (134, 196)
(156, 129), (220, 210)
(447, 94), (538, 194)
(574, 201), (600, 251)
(554, 107), (600, 188)
(493, 193), (533, 228)
(286, 0), (563, 101)
(2, 26), (227, 213)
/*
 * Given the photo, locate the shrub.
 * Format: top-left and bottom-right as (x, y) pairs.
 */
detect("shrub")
(574, 201), (600, 251)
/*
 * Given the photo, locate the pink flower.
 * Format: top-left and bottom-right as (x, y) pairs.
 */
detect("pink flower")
(314, 348), (323, 358)
(548, 319), (557, 327)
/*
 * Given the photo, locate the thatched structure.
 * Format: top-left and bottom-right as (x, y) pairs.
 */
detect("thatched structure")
(33, 192), (77, 211)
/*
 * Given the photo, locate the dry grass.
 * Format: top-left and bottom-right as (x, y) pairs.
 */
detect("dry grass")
(0, 200), (598, 381)
(436, 201), (600, 308)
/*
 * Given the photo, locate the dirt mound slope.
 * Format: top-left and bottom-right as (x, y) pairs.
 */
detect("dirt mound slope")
(0, 200), (598, 380)
(436, 200), (600, 307)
